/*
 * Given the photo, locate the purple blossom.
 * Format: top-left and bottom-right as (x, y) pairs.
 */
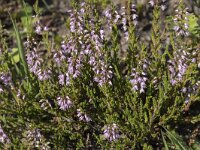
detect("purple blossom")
(0, 72), (13, 87)
(173, 8), (190, 37)
(104, 9), (113, 30)
(121, 17), (127, 32)
(130, 69), (147, 93)
(53, 50), (66, 67)
(62, 55), (82, 85)
(57, 96), (73, 111)
(93, 62), (113, 86)
(114, 11), (121, 23)
(69, 12), (76, 33)
(25, 40), (52, 81)
(39, 99), (52, 110)
(43, 26), (48, 31)
(69, 4), (86, 34)
(131, 4), (138, 26)
(149, 0), (155, 7)
(60, 40), (75, 54)
(58, 6), (89, 86)
(33, 17), (48, 35)
(37, 69), (52, 81)
(58, 74), (65, 85)
(149, 0), (167, 10)
(77, 109), (91, 122)
(86, 30), (113, 86)
(65, 73), (70, 85)
(100, 29), (105, 40)
(35, 26), (42, 34)
(130, 59), (149, 93)
(167, 48), (194, 85)
(161, 4), (167, 11)
(120, 6), (129, 40)
(105, 9), (112, 20)
(103, 123), (120, 141)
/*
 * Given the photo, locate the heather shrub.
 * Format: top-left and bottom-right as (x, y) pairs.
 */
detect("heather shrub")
(0, 0), (199, 149)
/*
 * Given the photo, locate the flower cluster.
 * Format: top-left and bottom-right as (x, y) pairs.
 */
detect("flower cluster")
(89, 30), (113, 86)
(168, 48), (196, 85)
(130, 4), (138, 26)
(130, 68), (148, 93)
(55, 39), (82, 85)
(39, 99), (52, 110)
(0, 72), (12, 86)
(57, 96), (73, 111)
(0, 72), (13, 92)
(64, 55), (82, 85)
(77, 109), (91, 122)
(55, 4), (113, 87)
(25, 38), (52, 81)
(103, 123), (120, 142)
(54, 4), (88, 86)
(52, 45), (66, 67)
(104, 9), (113, 31)
(92, 60), (113, 87)
(149, 0), (167, 11)
(121, 6), (128, 40)
(173, 7), (190, 36)
(105, 3), (138, 41)
(130, 59), (149, 93)
(33, 15), (48, 35)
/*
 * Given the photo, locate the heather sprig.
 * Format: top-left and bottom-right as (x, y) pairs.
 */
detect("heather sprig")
(173, 6), (190, 37)
(103, 123), (120, 142)
(25, 39), (52, 81)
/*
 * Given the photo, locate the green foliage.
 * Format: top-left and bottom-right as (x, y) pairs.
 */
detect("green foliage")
(20, 1), (34, 35)
(188, 14), (200, 37)
(9, 13), (29, 77)
(9, 48), (20, 64)
(0, 1), (199, 149)
(164, 129), (189, 150)
(162, 128), (200, 150)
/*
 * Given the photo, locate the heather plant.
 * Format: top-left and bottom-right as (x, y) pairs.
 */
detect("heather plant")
(0, 0), (199, 149)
